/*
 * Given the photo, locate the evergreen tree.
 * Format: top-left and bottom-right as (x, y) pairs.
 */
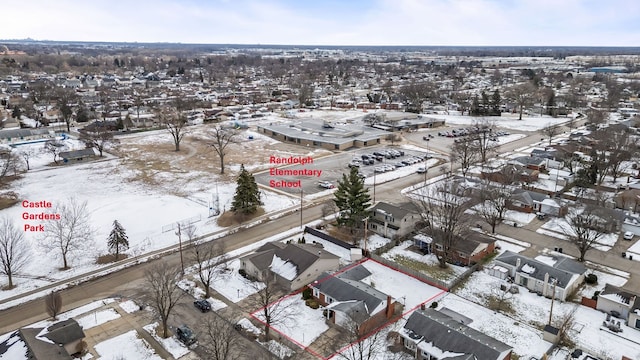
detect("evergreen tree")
(231, 165), (262, 215)
(107, 220), (129, 259)
(547, 90), (557, 117)
(491, 89), (501, 116)
(470, 94), (481, 116)
(481, 91), (490, 115)
(333, 167), (372, 230)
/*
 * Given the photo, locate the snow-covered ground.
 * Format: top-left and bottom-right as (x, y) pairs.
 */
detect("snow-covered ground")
(427, 113), (571, 132)
(209, 259), (265, 303)
(360, 259), (446, 310)
(94, 329), (162, 360)
(538, 217), (617, 251)
(252, 294), (328, 348)
(0, 332), (27, 360)
(453, 267), (640, 359)
(76, 308), (121, 330)
(143, 323), (190, 359)
(0, 134), (297, 302)
(381, 240), (467, 282)
(119, 299), (141, 313)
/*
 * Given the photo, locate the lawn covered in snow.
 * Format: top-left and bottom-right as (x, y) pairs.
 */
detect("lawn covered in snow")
(209, 259), (265, 303)
(119, 299), (141, 313)
(539, 216), (618, 251)
(427, 113), (571, 132)
(76, 308), (121, 330)
(381, 240), (467, 283)
(94, 330), (162, 360)
(252, 294), (328, 348)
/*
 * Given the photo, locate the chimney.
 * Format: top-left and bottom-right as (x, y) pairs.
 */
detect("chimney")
(386, 295), (394, 319)
(516, 258), (521, 268)
(543, 272), (549, 295)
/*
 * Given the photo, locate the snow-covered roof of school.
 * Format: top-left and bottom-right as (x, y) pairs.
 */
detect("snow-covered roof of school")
(270, 255), (297, 281)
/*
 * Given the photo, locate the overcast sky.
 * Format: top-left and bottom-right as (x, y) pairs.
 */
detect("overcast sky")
(2, 0), (638, 46)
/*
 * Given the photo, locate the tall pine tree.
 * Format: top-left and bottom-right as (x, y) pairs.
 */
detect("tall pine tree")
(231, 164), (262, 215)
(334, 167), (372, 231)
(107, 220), (129, 260)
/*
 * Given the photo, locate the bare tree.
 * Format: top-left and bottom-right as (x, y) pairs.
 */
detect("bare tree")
(55, 88), (76, 133)
(586, 108), (608, 127)
(508, 82), (536, 120)
(385, 133), (401, 146)
(209, 126), (238, 175)
(45, 291), (62, 320)
(400, 80), (434, 113)
(0, 152), (21, 182)
(39, 198), (94, 270)
(157, 106), (189, 152)
(414, 181), (474, 268)
(79, 125), (115, 157)
(334, 312), (386, 360)
(476, 185), (512, 233)
(450, 137), (479, 178)
(486, 282), (514, 313)
(0, 217), (31, 289)
(44, 140), (62, 165)
(200, 314), (242, 360)
(251, 272), (297, 339)
(469, 119), (497, 164)
(191, 240), (227, 299)
(541, 123), (561, 145)
(144, 262), (185, 338)
(560, 206), (609, 262)
(18, 148), (36, 171)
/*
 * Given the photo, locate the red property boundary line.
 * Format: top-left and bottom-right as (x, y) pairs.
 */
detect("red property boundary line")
(249, 257), (448, 359)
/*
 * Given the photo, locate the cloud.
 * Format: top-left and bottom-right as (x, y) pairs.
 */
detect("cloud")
(0, 0), (638, 46)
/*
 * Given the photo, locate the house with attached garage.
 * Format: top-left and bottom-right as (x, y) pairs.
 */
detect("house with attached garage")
(400, 309), (512, 360)
(309, 264), (400, 335)
(19, 318), (86, 359)
(367, 201), (421, 240)
(239, 241), (340, 291)
(596, 283), (640, 330)
(492, 251), (587, 301)
(414, 231), (496, 266)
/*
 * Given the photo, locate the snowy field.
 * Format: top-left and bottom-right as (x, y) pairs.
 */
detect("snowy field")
(94, 330), (162, 360)
(360, 258), (446, 310)
(427, 113), (572, 132)
(0, 134), (297, 302)
(252, 294), (328, 348)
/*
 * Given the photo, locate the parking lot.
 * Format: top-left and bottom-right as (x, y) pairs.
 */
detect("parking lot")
(254, 146), (431, 195)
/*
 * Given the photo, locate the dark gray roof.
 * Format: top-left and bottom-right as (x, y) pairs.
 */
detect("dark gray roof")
(495, 251), (586, 288)
(329, 301), (370, 323)
(404, 309), (511, 360)
(0, 128), (51, 139)
(44, 319), (85, 345)
(241, 242), (338, 277)
(59, 148), (96, 160)
(512, 156), (546, 166)
(311, 268), (387, 313)
(370, 201), (418, 220)
(512, 189), (548, 203)
(337, 265), (372, 281)
(531, 149), (557, 159)
(439, 307), (473, 325)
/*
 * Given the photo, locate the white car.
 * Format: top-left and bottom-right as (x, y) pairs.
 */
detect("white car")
(318, 181), (334, 189)
(623, 231), (634, 240)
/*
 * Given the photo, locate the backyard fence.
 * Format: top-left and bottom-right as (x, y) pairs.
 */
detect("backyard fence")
(161, 214), (203, 233)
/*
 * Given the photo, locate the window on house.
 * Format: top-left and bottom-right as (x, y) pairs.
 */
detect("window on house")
(435, 244), (444, 251)
(404, 338), (416, 350)
(312, 288), (319, 298)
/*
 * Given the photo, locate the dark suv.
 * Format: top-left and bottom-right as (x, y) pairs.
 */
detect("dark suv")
(194, 299), (211, 312)
(176, 325), (196, 345)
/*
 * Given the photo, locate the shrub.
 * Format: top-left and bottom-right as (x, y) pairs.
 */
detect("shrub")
(305, 299), (320, 309)
(302, 287), (313, 300)
(591, 290), (600, 300)
(585, 273), (598, 285)
(238, 269), (247, 278)
(429, 301), (438, 309)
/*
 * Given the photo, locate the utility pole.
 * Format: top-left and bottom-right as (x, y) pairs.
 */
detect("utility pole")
(363, 217), (369, 254)
(548, 278), (557, 325)
(175, 223), (184, 275)
(373, 171), (376, 203)
(300, 188), (303, 229)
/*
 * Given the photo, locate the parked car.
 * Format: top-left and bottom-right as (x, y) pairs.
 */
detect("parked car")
(193, 299), (211, 313)
(416, 166), (427, 174)
(176, 325), (196, 345)
(624, 231), (634, 240)
(318, 181), (335, 189)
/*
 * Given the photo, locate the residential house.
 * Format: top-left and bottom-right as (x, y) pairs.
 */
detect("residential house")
(19, 319), (86, 359)
(59, 148), (97, 164)
(239, 242), (340, 291)
(596, 283), (640, 330)
(368, 201), (421, 240)
(492, 251), (587, 301)
(310, 265), (398, 334)
(416, 231), (496, 266)
(400, 309), (512, 360)
(510, 156), (547, 171)
(480, 164), (538, 184)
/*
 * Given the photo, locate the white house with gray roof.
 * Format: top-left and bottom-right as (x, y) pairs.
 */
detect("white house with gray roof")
(401, 309), (512, 360)
(492, 251), (586, 301)
(368, 201), (421, 239)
